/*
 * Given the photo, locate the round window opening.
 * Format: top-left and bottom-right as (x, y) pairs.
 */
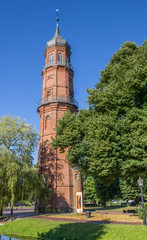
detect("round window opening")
(45, 140), (50, 145)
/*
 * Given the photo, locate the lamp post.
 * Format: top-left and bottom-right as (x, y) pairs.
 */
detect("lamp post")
(137, 177), (146, 225)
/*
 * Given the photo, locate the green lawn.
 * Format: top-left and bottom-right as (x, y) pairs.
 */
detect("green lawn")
(0, 218), (147, 240)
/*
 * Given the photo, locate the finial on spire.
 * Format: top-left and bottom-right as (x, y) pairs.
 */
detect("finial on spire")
(56, 9), (59, 22)
(46, 9), (71, 50)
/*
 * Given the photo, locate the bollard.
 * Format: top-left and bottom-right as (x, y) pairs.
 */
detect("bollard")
(85, 211), (91, 218)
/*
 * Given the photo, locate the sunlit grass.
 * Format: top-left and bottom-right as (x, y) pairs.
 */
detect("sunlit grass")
(0, 218), (146, 240)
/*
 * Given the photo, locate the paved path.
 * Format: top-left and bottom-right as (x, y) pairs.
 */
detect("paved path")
(3, 207), (35, 216)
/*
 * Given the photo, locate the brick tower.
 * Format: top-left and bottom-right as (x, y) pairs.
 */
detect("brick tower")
(37, 15), (82, 213)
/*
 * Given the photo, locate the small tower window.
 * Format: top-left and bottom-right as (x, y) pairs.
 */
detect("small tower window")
(45, 140), (50, 145)
(46, 115), (50, 120)
(49, 54), (54, 64)
(75, 174), (79, 180)
(58, 53), (63, 63)
(45, 115), (50, 129)
(47, 91), (51, 97)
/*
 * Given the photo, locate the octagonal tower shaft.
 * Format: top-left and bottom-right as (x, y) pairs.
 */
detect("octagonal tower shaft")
(37, 23), (82, 212)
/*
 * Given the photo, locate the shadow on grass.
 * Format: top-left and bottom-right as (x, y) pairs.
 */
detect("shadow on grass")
(37, 222), (107, 240)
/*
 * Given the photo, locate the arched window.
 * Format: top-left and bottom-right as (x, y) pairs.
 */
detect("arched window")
(45, 115), (50, 129)
(49, 54), (54, 64)
(58, 53), (63, 63)
(75, 174), (79, 180)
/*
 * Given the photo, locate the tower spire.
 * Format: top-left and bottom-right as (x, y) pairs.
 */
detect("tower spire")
(54, 9), (60, 38)
(45, 9), (71, 50)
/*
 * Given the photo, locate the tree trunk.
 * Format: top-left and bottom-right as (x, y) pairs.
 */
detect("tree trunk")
(11, 206), (13, 215)
(0, 206), (3, 216)
(10, 191), (14, 215)
(0, 200), (3, 216)
(0, 199), (3, 216)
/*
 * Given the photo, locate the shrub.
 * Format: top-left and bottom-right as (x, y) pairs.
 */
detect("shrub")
(135, 203), (147, 219)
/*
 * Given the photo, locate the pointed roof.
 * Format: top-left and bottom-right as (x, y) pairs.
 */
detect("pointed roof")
(45, 15), (71, 50)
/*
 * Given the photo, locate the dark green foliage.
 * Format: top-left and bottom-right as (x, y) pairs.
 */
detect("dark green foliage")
(83, 177), (98, 203)
(51, 41), (147, 189)
(88, 41), (147, 114)
(83, 176), (121, 205)
(136, 203), (147, 219)
(119, 178), (144, 201)
(95, 178), (121, 206)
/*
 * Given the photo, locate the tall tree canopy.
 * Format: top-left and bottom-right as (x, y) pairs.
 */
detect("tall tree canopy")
(51, 41), (147, 188)
(0, 115), (38, 166)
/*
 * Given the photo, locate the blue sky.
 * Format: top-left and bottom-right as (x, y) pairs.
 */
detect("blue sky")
(0, 0), (146, 163)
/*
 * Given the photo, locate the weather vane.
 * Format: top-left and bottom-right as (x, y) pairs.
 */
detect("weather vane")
(56, 9), (59, 22)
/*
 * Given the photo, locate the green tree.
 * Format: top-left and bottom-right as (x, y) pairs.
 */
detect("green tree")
(0, 150), (9, 215)
(119, 178), (147, 202)
(83, 176), (121, 207)
(83, 177), (98, 203)
(94, 178), (121, 207)
(22, 165), (52, 206)
(0, 115), (38, 166)
(0, 115), (39, 215)
(51, 41), (147, 187)
(7, 156), (22, 215)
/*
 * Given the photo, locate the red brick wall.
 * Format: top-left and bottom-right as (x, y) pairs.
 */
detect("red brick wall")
(37, 45), (82, 212)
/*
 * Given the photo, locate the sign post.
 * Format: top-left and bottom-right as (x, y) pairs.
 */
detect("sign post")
(76, 192), (83, 214)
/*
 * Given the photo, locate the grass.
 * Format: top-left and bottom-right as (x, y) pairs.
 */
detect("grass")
(0, 218), (147, 240)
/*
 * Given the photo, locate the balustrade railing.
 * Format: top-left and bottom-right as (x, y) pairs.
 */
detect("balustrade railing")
(37, 96), (78, 109)
(42, 61), (74, 71)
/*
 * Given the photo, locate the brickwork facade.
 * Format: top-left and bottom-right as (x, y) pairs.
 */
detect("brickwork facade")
(37, 21), (82, 212)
